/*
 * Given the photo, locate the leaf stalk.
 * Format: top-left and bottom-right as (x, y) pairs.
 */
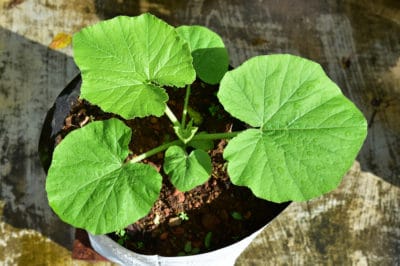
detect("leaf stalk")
(130, 140), (182, 163)
(191, 131), (241, 140)
(130, 131), (242, 163)
(165, 105), (180, 128)
(181, 84), (191, 128)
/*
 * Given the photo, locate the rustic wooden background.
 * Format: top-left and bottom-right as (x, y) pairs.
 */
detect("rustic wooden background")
(0, 0), (399, 265)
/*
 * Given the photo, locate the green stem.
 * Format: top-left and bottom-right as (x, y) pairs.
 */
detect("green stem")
(130, 139), (182, 164)
(165, 105), (180, 128)
(192, 131), (242, 141)
(181, 84), (191, 128)
(129, 131), (242, 163)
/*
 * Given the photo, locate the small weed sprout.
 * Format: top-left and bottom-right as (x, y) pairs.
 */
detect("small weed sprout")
(231, 211), (243, 221)
(178, 211), (189, 221)
(178, 241), (200, 256)
(136, 241), (145, 249)
(204, 232), (213, 249)
(116, 229), (128, 245)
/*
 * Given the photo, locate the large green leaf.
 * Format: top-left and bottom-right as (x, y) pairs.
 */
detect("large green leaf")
(218, 54), (367, 202)
(46, 119), (162, 234)
(176, 25), (229, 84)
(164, 145), (212, 191)
(73, 14), (196, 119)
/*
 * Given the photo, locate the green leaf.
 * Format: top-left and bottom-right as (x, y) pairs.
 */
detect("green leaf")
(204, 232), (212, 249)
(46, 119), (162, 234)
(191, 247), (200, 255)
(187, 106), (203, 125)
(231, 211), (243, 220)
(219, 54), (367, 202)
(176, 25), (229, 84)
(184, 241), (192, 253)
(164, 146), (212, 191)
(73, 14), (196, 119)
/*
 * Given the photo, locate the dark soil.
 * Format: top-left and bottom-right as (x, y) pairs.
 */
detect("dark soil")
(56, 79), (289, 257)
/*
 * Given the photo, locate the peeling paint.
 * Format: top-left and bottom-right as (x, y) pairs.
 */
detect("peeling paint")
(0, 201), (116, 265)
(238, 162), (400, 265)
(0, 201), (68, 265)
(388, 57), (400, 89)
(0, 0), (99, 49)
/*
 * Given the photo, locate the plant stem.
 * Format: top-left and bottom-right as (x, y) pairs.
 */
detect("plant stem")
(130, 139), (182, 164)
(165, 105), (180, 128)
(181, 84), (191, 128)
(191, 131), (242, 140)
(129, 131), (242, 163)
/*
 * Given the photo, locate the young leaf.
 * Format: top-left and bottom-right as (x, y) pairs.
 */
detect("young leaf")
(176, 25), (229, 85)
(187, 106), (203, 125)
(204, 232), (213, 249)
(184, 241), (192, 253)
(164, 145), (212, 191)
(191, 247), (200, 255)
(73, 13), (196, 119)
(218, 54), (367, 202)
(231, 211), (243, 220)
(46, 119), (162, 234)
(173, 123), (198, 144)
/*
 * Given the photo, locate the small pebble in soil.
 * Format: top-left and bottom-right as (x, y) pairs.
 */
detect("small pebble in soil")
(172, 227), (185, 235)
(79, 116), (90, 127)
(159, 232), (169, 240)
(168, 217), (182, 227)
(173, 189), (185, 203)
(244, 211), (252, 219)
(150, 117), (158, 124)
(192, 240), (203, 248)
(164, 208), (171, 216)
(153, 214), (161, 225)
(65, 116), (73, 127)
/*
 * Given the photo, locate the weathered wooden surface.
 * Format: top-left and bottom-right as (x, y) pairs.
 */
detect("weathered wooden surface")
(0, 0), (399, 264)
(237, 162), (400, 265)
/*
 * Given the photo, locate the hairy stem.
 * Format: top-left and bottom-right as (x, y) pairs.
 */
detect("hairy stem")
(181, 84), (191, 128)
(129, 139), (182, 164)
(165, 105), (180, 128)
(191, 131), (241, 140)
(129, 131), (243, 164)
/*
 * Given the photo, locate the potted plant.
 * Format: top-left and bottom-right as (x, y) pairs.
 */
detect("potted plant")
(41, 13), (367, 265)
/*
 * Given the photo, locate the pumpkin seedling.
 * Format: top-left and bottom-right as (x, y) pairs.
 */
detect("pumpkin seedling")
(45, 13), (367, 236)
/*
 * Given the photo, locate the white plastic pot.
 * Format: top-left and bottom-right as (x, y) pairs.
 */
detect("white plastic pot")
(88, 223), (270, 266)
